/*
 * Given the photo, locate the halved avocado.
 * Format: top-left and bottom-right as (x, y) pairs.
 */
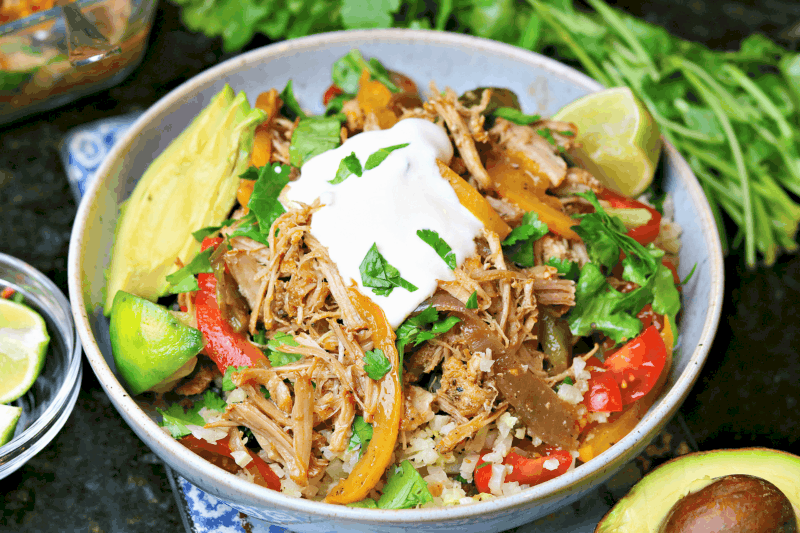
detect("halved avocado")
(596, 448), (800, 532)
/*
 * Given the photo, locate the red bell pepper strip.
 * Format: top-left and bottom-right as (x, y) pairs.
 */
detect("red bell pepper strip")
(603, 325), (667, 405)
(598, 188), (662, 245)
(181, 435), (281, 490)
(195, 237), (267, 374)
(474, 449), (573, 493)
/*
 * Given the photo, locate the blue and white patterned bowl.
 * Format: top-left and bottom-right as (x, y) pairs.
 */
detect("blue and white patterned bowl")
(68, 30), (724, 533)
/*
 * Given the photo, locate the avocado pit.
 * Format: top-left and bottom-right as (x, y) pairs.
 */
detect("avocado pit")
(659, 474), (797, 533)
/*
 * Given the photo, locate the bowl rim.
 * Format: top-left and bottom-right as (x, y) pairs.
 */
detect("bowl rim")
(0, 252), (83, 478)
(68, 28), (724, 523)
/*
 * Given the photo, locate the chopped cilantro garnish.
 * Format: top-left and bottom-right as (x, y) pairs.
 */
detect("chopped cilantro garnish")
(546, 257), (580, 280)
(245, 163), (293, 240)
(252, 329), (268, 345)
(454, 474), (470, 484)
(537, 128), (557, 146)
(289, 117), (342, 167)
(417, 229), (456, 270)
(359, 243), (418, 296)
(202, 390), (227, 412)
(329, 152), (362, 184)
(260, 385), (271, 399)
(222, 365), (249, 391)
(377, 460), (433, 509)
(227, 212), (270, 247)
(494, 107), (541, 125)
(279, 79), (307, 120)
(364, 143), (409, 170)
(465, 290), (478, 309)
(568, 262), (652, 345)
(347, 415), (373, 457)
(363, 348), (392, 380)
(502, 211), (550, 267)
(331, 50), (399, 94)
(266, 332), (301, 367)
(395, 307), (460, 355)
(559, 130), (575, 137)
(165, 248), (214, 294)
(191, 218), (236, 242)
(157, 391), (225, 439)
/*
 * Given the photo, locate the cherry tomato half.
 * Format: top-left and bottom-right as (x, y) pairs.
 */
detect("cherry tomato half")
(603, 325), (667, 405)
(599, 188), (662, 245)
(474, 449), (573, 493)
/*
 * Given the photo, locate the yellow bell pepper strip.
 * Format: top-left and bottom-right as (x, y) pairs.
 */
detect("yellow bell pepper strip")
(437, 160), (511, 240)
(357, 69), (397, 130)
(325, 287), (402, 504)
(486, 152), (580, 241)
(577, 404), (641, 463)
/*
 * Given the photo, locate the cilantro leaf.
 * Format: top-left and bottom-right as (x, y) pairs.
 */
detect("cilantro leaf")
(417, 229), (456, 269)
(201, 390), (227, 412)
(248, 163), (293, 240)
(377, 460), (434, 509)
(494, 107), (541, 125)
(537, 127), (557, 146)
(331, 49), (400, 94)
(465, 290), (478, 309)
(222, 365), (249, 391)
(347, 415), (373, 456)
(364, 143), (409, 170)
(395, 307), (460, 355)
(363, 348), (392, 380)
(266, 332), (301, 367)
(165, 248), (214, 294)
(157, 403), (206, 439)
(192, 219), (236, 242)
(573, 191), (659, 276)
(359, 243), (418, 296)
(652, 262), (681, 325)
(502, 211), (549, 267)
(289, 117), (342, 167)
(279, 79), (307, 120)
(329, 152), (363, 185)
(228, 212), (270, 247)
(567, 263), (650, 345)
(546, 257), (580, 280)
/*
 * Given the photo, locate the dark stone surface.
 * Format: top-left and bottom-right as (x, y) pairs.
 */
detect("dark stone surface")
(1, 1), (799, 531)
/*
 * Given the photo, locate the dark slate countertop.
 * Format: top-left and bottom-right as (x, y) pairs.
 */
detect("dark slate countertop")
(1, 1), (799, 531)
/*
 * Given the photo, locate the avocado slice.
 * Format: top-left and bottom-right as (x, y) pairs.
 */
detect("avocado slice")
(596, 448), (800, 532)
(109, 291), (205, 395)
(104, 85), (266, 312)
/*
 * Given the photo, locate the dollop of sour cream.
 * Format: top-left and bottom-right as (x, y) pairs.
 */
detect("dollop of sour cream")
(283, 118), (485, 328)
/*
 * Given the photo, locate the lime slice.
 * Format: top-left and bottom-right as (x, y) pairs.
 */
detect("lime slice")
(0, 404), (22, 446)
(0, 298), (49, 404)
(553, 87), (662, 198)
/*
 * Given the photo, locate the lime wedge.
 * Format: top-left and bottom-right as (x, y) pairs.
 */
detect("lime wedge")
(0, 404), (22, 446)
(0, 298), (49, 404)
(553, 87), (662, 198)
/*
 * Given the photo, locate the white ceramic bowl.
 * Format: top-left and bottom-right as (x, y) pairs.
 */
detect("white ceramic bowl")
(68, 29), (724, 533)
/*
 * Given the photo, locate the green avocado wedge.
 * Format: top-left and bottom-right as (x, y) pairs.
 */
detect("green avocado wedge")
(104, 85), (266, 313)
(109, 291), (205, 395)
(595, 448), (800, 532)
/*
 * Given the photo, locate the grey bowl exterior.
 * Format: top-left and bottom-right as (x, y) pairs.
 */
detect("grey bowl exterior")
(68, 29), (724, 533)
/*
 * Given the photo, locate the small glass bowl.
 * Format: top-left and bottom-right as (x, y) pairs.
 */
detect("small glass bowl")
(0, 252), (82, 479)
